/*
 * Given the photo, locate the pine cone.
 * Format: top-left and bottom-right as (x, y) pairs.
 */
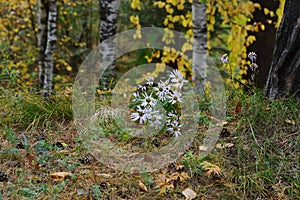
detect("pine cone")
(78, 155), (93, 164)
(0, 171), (9, 182)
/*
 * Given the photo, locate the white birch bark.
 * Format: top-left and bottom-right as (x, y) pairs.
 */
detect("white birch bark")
(43, 0), (57, 97)
(192, 0), (207, 94)
(99, 0), (121, 90)
(37, 0), (48, 88)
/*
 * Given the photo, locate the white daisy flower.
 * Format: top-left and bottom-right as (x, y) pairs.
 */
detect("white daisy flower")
(138, 106), (154, 120)
(170, 69), (187, 89)
(131, 112), (146, 124)
(141, 92), (157, 107)
(167, 120), (182, 137)
(168, 90), (182, 104)
(153, 80), (171, 101)
(149, 113), (163, 128)
(130, 106), (148, 124)
(167, 111), (179, 122)
(133, 91), (139, 98)
(138, 85), (147, 91)
(221, 54), (228, 64)
(248, 52), (257, 63)
(132, 91), (140, 102)
(146, 76), (154, 86)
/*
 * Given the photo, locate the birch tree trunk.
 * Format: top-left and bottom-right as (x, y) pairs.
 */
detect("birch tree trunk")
(98, 0), (121, 90)
(264, 0), (300, 99)
(43, 0), (57, 97)
(192, 0), (207, 94)
(37, 0), (48, 88)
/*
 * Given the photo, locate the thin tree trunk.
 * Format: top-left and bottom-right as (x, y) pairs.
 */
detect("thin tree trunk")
(37, 0), (48, 88)
(43, 0), (57, 97)
(264, 0), (300, 99)
(98, 0), (121, 90)
(192, 0), (207, 93)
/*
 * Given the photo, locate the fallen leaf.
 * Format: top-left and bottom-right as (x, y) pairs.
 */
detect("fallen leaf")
(130, 167), (142, 174)
(138, 180), (148, 191)
(25, 153), (36, 168)
(234, 102), (242, 114)
(179, 172), (190, 182)
(143, 153), (153, 163)
(169, 172), (190, 182)
(182, 188), (197, 200)
(264, 107), (271, 111)
(50, 172), (71, 181)
(97, 173), (112, 178)
(201, 161), (222, 177)
(176, 164), (184, 171)
(155, 174), (174, 195)
(215, 143), (234, 149)
(199, 145), (208, 152)
(169, 172), (179, 181)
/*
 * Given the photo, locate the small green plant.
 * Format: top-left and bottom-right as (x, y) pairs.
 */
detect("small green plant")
(91, 185), (103, 200)
(3, 126), (17, 145)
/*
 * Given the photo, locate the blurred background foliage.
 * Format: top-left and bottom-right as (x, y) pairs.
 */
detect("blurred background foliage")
(0, 0), (285, 92)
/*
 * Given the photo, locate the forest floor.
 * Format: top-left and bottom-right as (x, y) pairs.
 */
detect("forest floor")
(0, 87), (299, 200)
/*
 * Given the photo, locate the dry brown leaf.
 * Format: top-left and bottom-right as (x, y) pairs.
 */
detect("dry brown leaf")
(179, 172), (190, 182)
(25, 153), (36, 168)
(182, 188), (197, 200)
(207, 116), (228, 126)
(215, 143), (234, 149)
(199, 145), (208, 152)
(50, 172), (71, 181)
(207, 116), (221, 123)
(143, 153), (154, 163)
(234, 102), (242, 114)
(155, 174), (174, 195)
(176, 164), (184, 171)
(201, 161), (222, 177)
(169, 172), (180, 181)
(130, 167), (142, 174)
(169, 172), (190, 182)
(138, 180), (148, 192)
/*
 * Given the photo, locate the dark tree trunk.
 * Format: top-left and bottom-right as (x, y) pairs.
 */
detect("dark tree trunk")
(264, 0), (300, 99)
(247, 0), (279, 88)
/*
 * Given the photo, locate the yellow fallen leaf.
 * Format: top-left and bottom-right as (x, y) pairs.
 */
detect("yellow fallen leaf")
(138, 180), (148, 192)
(201, 161), (222, 177)
(199, 145), (208, 152)
(182, 188), (197, 200)
(50, 172), (71, 181)
(215, 143), (234, 149)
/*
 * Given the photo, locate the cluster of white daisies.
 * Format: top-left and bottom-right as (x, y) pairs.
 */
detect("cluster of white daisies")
(130, 69), (187, 137)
